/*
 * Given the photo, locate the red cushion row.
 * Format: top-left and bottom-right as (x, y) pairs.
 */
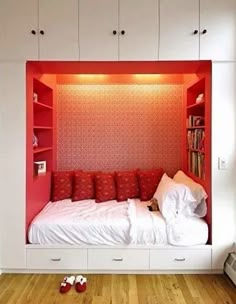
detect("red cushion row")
(51, 168), (164, 203)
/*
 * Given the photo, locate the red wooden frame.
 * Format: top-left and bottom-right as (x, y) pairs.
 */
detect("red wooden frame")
(26, 60), (212, 243)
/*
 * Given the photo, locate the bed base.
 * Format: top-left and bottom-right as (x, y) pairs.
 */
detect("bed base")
(23, 244), (212, 272)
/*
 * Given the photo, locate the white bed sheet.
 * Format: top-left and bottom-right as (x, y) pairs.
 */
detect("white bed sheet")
(28, 198), (208, 246)
(29, 199), (131, 245)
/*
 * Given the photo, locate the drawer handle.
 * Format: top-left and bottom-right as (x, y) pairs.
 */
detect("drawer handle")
(112, 258), (123, 262)
(174, 258), (186, 262)
(51, 258), (61, 262)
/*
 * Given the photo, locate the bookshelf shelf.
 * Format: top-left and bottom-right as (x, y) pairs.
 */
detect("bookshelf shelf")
(33, 147), (53, 154)
(187, 148), (205, 154)
(186, 100), (205, 109)
(187, 126), (205, 130)
(34, 126), (52, 130)
(33, 101), (53, 111)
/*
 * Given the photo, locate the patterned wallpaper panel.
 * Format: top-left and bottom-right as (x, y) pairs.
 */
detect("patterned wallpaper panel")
(56, 84), (183, 176)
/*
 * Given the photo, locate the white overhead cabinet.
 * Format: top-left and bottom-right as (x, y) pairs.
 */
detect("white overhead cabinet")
(119, 0), (159, 60)
(159, 0), (236, 61)
(38, 0), (79, 60)
(0, 0), (38, 61)
(200, 0), (236, 61)
(79, 0), (159, 61)
(159, 0), (199, 60)
(0, 0), (78, 61)
(79, 0), (119, 61)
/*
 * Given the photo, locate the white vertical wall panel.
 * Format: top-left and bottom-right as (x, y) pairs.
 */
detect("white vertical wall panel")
(0, 63), (26, 269)
(211, 63), (236, 269)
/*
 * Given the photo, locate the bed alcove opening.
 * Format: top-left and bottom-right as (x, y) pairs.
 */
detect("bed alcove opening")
(26, 61), (212, 244)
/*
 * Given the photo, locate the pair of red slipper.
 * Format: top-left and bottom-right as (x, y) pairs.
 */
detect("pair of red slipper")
(60, 275), (87, 293)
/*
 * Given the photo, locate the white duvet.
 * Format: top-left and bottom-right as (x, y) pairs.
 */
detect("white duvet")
(28, 199), (208, 246)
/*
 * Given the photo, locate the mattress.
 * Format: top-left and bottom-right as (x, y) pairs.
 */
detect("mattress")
(28, 198), (208, 246)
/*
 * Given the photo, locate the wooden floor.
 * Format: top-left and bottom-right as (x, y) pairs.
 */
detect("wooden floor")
(0, 274), (235, 304)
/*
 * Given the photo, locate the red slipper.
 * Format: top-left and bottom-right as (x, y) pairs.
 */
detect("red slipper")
(59, 275), (75, 293)
(75, 275), (87, 293)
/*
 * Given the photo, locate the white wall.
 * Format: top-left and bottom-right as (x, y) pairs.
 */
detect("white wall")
(212, 62), (236, 269)
(0, 63), (26, 269)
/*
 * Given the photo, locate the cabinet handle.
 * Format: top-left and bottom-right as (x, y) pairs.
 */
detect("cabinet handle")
(202, 29), (207, 34)
(174, 258), (186, 262)
(112, 258), (123, 262)
(113, 30), (117, 35)
(120, 30), (125, 35)
(193, 30), (198, 35)
(51, 258), (61, 262)
(40, 30), (45, 35)
(31, 30), (36, 35)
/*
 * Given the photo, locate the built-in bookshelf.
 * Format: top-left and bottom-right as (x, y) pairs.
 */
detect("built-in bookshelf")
(184, 74), (211, 242)
(185, 78), (206, 180)
(33, 79), (53, 175)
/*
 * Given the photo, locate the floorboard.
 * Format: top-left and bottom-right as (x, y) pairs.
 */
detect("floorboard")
(0, 274), (235, 304)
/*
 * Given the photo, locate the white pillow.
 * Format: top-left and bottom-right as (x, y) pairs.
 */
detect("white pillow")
(153, 173), (197, 221)
(173, 170), (207, 218)
(173, 170), (207, 204)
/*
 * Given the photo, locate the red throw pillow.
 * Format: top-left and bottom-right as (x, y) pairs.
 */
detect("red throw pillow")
(72, 171), (97, 201)
(51, 171), (73, 202)
(95, 172), (116, 203)
(115, 170), (139, 202)
(138, 168), (164, 201)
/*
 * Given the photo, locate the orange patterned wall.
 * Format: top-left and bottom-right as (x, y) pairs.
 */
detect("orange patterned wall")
(56, 84), (183, 176)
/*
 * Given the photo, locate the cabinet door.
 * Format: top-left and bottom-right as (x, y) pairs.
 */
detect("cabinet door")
(0, 0), (38, 61)
(79, 0), (119, 61)
(200, 0), (236, 61)
(39, 0), (79, 60)
(159, 0), (199, 60)
(119, 0), (158, 60)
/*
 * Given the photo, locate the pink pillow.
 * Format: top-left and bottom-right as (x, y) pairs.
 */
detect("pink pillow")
(72, 171), (97, 201)
(137, 168), (164, 201)
(51, 171), (73, 202)
(115, 170), (139, 202)
(95, 172), (116, 203)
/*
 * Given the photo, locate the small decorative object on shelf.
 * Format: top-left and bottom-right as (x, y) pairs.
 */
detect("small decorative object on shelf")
(33, 92), (38, 102)
(194, 116), (204, 126)
(196, 93), (204, 103)
(33, 133), (38, 148)
(187, 115), (204, 127)
(34, 160), (46, 176)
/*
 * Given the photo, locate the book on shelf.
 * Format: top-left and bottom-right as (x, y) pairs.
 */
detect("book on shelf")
(187, 129), (205, 151)
(188, 151), (205, 180)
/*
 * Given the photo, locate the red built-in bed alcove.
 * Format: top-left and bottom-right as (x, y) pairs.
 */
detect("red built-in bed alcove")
(26, 61), (212, 243)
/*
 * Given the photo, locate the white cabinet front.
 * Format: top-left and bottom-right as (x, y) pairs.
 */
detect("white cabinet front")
(0, 0), (78, 61)
(200, 0), (236, 61)
(0, 0), (38, 61)
(88, 249), (149, 270)
(79, 0), (158, 61)
(119, 0), (158, 60)
(39, 0), (79, 60)
(150, 248), (212, 270)
(27, 248), (87, 270)
(79, 0), (119, 61)
(159, 0), (199, 60)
